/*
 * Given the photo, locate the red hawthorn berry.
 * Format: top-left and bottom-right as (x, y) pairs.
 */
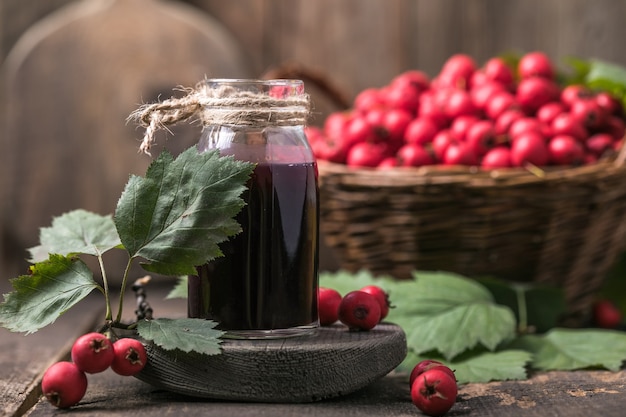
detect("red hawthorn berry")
(409, 359), (456, 388)
(71, 332), (115, 374)
(111, 338), (148, 376)
(41, 361), (88, 409)
(411, 368), (458, 416)
(360, 285), (392, 320)
(593, 300), (623, 329)
(338, 291), (381, 331)
(318, 287), (342, 325)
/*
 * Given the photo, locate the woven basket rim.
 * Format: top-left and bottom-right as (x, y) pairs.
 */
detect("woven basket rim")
(318, 148), (626, 188)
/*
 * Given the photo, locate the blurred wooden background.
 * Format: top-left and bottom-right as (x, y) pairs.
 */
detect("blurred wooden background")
(1, 0), (626, 280)
(4, 0), (626, 96)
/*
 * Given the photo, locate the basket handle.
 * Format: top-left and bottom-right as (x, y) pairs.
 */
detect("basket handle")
(260, 61), (352, 110)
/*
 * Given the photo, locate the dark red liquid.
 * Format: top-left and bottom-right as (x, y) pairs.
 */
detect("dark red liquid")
(188, 161), (319, 331)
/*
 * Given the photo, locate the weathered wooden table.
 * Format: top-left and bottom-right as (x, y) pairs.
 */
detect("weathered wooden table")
(3, 280), (626, 417)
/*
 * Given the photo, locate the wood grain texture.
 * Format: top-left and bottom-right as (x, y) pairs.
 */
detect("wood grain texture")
(0, 0), (251, 280)
(135, 323), (407, 403)
(188, 0), (626, 98)
(0, 288), (104, 417)
(24, 366), (626, 417)
(5, 283), (626, 416)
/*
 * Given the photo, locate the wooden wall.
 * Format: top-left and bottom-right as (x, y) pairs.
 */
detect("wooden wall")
(4, 1), (626, 114)
(186, 0), (626, 106)
(2, 0), (626, 279)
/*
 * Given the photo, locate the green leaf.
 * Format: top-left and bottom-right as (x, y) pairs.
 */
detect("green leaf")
(115, 147), (254, 275)
(137, 318), (224, 355)
(396, 303), (516, 361)
(510, 328), (626, 372)
(561, 56), (592, 85)
(0, 255), (100, 334)
(478, 277), (567, 333)
(586, 59), (626, 88)
(28, 209), (122, 262)
(388, 271), (517, 360)
(321, 270), (517, 361)
(165, 276), (188, 299)
(397, 271), (496, 312)
(399, 349), (531, 384)
(584, 59), (626, 109)
(449, 350), (532, 384)
(319, 269), (394, 296)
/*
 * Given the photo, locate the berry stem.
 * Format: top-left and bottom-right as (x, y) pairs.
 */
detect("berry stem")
(513, 284), (529, 334)
(114, 258), (134, 324)
(96, 252), (113, 322)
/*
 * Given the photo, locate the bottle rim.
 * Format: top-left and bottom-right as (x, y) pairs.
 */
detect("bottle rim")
(202, 79), (305, 98)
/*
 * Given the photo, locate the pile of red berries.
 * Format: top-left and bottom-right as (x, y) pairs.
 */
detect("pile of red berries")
(318, 285), (391, 330)
(41, 332), (147, 409)
(409, 360), (458, 416)
(307, 52), (625, 169)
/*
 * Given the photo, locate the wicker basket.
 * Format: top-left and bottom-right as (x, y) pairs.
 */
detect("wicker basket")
(261, 61), (626, 322)
(318, 150), (626, 322)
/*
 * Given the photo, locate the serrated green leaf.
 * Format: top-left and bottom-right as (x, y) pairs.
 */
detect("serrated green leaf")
(0, 255), (100, 334)
(322, 270), (517, 361)
(399, 271), (496, 313)
(165, 276), (188, 299)
(388, 272), (516, 360)
(399, 349), (531, 384)
(137, 318), (224, 355)
(396, 302), (516, 361)
(115, 147), (254, 275)
(28, 209), (121, 262)
(448, 350), (532, 384)
(510, 328), (626, 372)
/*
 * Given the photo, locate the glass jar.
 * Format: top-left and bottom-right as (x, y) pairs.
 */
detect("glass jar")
(187, 79), (319, 339)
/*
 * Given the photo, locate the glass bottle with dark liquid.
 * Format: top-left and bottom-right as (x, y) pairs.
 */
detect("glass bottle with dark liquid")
(187, 80), (319, 338)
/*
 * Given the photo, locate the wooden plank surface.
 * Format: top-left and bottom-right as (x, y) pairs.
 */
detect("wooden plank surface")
(23, 362), (626, 417)
(0, 278), (104, 417)
(2, 280), (625, 416)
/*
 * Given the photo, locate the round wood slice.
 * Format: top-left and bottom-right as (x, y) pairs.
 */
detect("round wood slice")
(135, 323), (407, 403)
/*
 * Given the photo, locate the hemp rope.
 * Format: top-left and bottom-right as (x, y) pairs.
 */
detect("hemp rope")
(129, 82), (311, 155)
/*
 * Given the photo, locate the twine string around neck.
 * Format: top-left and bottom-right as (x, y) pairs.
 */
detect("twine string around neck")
(129, 81), (311, 155)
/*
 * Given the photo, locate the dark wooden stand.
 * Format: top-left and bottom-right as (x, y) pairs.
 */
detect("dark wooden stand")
(136, 323), (407, 402)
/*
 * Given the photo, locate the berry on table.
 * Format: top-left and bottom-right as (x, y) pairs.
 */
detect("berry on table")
(592, 299), (623, 329)
(41, 361), (88, 409)
(409, 359), (456, 388)
(111, 338), (148, 376)
(71, 332), (115, 374)
(411, 367), (458, 416)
